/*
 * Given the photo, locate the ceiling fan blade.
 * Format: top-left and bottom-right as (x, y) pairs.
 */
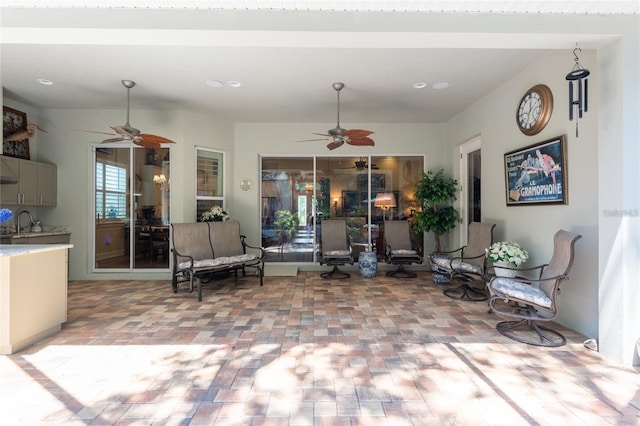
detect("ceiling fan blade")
(312, 133), (332, 137)
(101, 137), (126, 144)
(133, 138), (161, 149)
(73, 128), (118, 136)
(344, 129), (375, 139)
(347, 137), (375, 147)
(295, 138), (331, 143)
(139, 133), (176, 145)
(327, 140), (345, 150)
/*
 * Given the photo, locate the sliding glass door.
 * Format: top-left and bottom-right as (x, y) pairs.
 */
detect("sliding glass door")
(93, 146), (171, 270)
(261, 157), (315, 262)
(260, 155), (424, 263)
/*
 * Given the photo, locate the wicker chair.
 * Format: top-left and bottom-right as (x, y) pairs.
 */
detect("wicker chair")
(488, 230), (581, 347)
(430, 222), (496, 301)
(319, 219), (354, 279)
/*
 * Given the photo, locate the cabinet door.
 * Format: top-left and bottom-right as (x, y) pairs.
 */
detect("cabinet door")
(19, 160), (39, 205)
(0, 156), (20, 204)
(37, 162), (57, 206)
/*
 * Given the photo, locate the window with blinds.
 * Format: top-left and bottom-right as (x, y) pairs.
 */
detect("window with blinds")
(96, 161), (127, 219)
(196, 148), (224, 221)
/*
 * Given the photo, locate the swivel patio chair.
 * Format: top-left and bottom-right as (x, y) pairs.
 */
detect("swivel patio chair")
(384, 220), (422, 278)
(488, 229), (581, 347)
(430, 222), (496, 301)
(319, 219), (354, 279)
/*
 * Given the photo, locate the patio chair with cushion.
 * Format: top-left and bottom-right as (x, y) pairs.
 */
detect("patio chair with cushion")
(319, 219), (354, 279)
(488, 229), (581, 347)
(430, 222), (496, 301)
(384, 220), (422, 278)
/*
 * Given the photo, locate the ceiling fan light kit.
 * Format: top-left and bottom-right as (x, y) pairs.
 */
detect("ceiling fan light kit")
(295, 82), (375, 151)
(336, 157), (378, 172)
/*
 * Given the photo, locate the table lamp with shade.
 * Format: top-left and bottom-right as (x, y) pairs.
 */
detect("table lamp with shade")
(374, 192), (397, 221)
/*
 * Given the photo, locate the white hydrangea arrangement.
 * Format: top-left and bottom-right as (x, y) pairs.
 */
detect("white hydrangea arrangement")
(201, 205), (231, 222)
(486, 241), (529, 267)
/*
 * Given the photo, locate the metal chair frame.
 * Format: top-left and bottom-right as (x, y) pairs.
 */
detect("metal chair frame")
(430, 222), (496, 301)
(488, 230), (582, 347)
(384, 220), (422, 278)
(319, 219), (354, 279)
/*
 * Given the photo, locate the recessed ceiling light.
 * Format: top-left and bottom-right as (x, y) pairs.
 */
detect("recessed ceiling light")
(432, 82), (450, 90)
(227, 81), (241, 88)
(205, 80), (223, 88)
(36, 78), (53, 85)
(412, 82), (427, 89)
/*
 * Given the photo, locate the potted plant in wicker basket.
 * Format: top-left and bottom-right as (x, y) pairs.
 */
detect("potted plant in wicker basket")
(485, 241), (529, 277)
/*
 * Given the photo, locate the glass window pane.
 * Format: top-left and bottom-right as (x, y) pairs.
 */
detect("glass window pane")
(197, 149), (223, 197)
(260, 157), (314, 263)
(260, 155), (424, 264)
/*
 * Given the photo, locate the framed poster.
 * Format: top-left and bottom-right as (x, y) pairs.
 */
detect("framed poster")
(504, 135), (568, 206)
(371, 174), (385, 190)
(2, 106), (30, 159)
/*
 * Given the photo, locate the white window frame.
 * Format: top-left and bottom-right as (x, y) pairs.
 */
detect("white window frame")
(195, 147), (225, 221)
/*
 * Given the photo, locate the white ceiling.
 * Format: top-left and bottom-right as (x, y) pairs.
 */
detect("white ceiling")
(1, 1), (637, 125)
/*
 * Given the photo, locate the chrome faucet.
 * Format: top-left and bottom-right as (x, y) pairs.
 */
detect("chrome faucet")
(16, 210), (35, 234)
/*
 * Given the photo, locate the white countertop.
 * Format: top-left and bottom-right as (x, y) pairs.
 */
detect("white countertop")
(0, 244), (74, 257)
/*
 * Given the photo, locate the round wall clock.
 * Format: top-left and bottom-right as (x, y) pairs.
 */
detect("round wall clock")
(516, 84), (553, 136)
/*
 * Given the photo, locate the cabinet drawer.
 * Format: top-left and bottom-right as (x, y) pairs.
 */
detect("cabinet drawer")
(11, 234), (70, 244)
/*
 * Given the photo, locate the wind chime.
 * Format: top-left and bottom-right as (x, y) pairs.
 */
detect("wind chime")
(565, 46), (590, 137)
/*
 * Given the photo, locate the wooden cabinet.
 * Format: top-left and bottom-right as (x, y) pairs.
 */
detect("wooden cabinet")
(37, 162), (57, 206)
(0, 155), (20, 204)
(17, 159), (38, 205)
(0, 245), (70, 354)
(0, 156), (57, 206)
(10, 234), (70, 244)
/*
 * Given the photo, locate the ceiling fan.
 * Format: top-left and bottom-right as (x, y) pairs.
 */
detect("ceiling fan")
(338, 157), (379, 171)
(76, 80), (175, 149)
(296, 82), (375, 151)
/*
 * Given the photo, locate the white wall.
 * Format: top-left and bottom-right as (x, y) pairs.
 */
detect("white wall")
(27, 107), (233, 281)
(448, 39), (640, 367)
(232, 122), (449, 253)
(596, 35), (640, 366)
(447, 49), (600, 339)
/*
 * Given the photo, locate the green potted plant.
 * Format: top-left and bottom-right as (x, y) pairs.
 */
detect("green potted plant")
(275, 210), (300, 241)
(412, 169), (460, 253)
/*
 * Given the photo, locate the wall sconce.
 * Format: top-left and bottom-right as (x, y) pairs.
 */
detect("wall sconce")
(566, 46), (590, 137)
